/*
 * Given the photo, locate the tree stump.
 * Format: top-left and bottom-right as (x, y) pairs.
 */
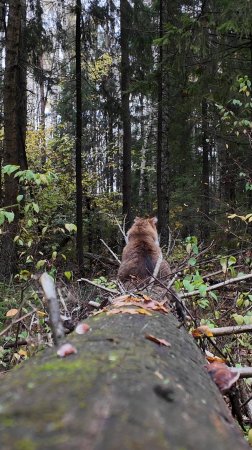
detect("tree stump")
(0, 311), (249, 450)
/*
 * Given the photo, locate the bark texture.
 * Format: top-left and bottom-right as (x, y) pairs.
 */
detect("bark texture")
(157, 0), (170, 246)
(0, 310), (248, 450)
(75, 0), (84, 271)
(0, 0), (27, 280)
(120, 0), (132, 229)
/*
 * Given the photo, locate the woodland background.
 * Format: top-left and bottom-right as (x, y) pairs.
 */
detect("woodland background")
(0, 0), (252, 400)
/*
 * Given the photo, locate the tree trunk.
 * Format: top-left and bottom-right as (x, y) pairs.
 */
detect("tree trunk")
(201, 97), (210, 240)
(157, 0), (170, 247)
(38, 54), (47, 167)
(3, 0), (27, 205)
(120, 0), (132, 230)
(0, 0), (27, 280)
(139, 108), (153, 212)
(0, 310), (249, 450)
(75, 0), (84, 272)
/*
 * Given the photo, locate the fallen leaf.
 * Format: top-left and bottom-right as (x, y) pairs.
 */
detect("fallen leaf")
(57, 343), (77, 358)
(112, 294), (132, 304)
(146, 334), (171, 347)
(137, 308), (153, 316)
(192, 325), (213, 337)
(18, 349), (27, 357)
(154, 370), (164, 380)
(206, 355), (226, 364)
(107, 307), (152, 316)
(205, 362), (240, 392)
(75, 323), (90, 335)
(37, 310), (47, 317)
(6, 309), (18, 318)
(111, 294), (169, 314)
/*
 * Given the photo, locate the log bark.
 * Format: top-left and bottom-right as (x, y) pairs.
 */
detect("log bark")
(0, 311), (249, 450)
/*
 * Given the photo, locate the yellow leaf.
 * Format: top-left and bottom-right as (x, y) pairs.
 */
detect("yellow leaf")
(6, 309), (18, 318)
(18, 349), (27, 357)
(107, 307), (152, 316)
(37, 310), (46, 317)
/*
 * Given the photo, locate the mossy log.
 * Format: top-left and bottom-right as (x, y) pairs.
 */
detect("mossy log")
(0, 311), (249, 450)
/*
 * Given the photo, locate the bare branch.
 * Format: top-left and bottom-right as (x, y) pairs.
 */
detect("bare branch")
(0, 309), (37, 337)
(230, 367), (252, 379)
(40, 273), (65, 345)
(209, 324), (252, 337)
(181, 273), (252, 299)
(100, 239), (121, 265)
(77, 277), (119, 295)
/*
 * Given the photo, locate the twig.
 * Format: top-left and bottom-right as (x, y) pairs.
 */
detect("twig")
(167, 274), (178, 290)
(205, 324), (252, 337)
(206, 336), (234, 364)
(40, 273), (65, 346)
(240, 394), (252, 408)
(111, 215), (127, 243)
(230, 367), (252, 378)
(0, 309), (37, 337)
(148, 252), (163, 288)
(181, 273), (252, 299)
(100, 239), (121, 265)
(77, 277), (119, 295)
(117, 280), (127, 294)
(144, 272), (195, 325)
(202, 266), (241, 281)
(3, 339), (28, 349)
(14, 283), (29, 349)
(165, 226), (173, 256)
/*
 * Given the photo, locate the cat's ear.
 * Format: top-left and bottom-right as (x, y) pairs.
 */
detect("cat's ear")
(149, 216), (158, 225)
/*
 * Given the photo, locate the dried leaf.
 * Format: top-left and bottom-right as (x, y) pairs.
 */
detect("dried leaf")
(112, 294), (132, 304)
(146, 334), (171, 347)
(18, 349), (27, 357)
(57, 343), (77, 358)
(107, 307), (152, 316)
(75, 323), (90, 335)
(192, 325), (213, 337)
(206, 355), (226, 364)
(6, 309), (18, 318)
(206, 362), (240, 392)
(37, 310), (47, 317)
(112, 294), (169, 314)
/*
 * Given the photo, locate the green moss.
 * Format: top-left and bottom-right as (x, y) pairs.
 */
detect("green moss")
(13, 438), (37, 450)
(1, 417), (15, 427)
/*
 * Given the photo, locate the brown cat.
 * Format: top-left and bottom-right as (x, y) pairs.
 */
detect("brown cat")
(118, 217), (171, 286)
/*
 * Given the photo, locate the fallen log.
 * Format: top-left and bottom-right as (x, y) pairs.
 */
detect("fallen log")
(0, 310), (249, 450)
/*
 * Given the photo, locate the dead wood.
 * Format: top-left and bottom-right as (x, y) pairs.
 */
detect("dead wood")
(0, 304), (249, 450)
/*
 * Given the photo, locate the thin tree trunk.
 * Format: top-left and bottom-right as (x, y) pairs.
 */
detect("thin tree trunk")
(157, 0), (170, 246)
(120, 0), (132, 229)
(75, 0), (84, 271)
(139, 110), (153, 211)
(39, 55), (46, 167)
(201, 97), (210, 240)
